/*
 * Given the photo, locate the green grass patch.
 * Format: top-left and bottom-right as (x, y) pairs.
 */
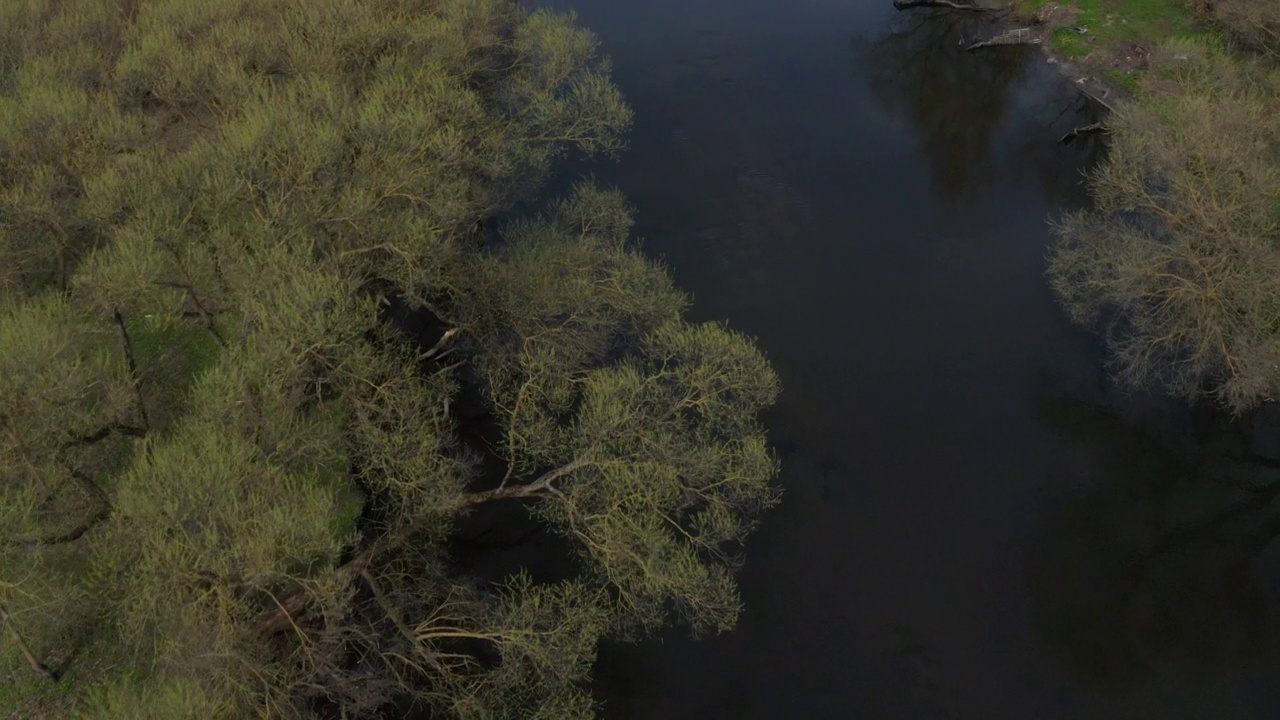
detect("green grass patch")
(1016, 0), (1204, 63)
(1104, 67), (1143, 93)
(1050, 27), (1096, 56)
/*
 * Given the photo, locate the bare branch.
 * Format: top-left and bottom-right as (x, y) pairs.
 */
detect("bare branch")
(0, 604), (57, 682)
(465, 460), (581, 505)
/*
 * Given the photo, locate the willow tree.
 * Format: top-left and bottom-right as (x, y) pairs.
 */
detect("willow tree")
(1048, 38), (1280, 413)
(0, 1), (779, 718)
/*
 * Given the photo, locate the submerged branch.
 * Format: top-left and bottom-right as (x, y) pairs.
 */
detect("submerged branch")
(1144, 478), (1280, 561)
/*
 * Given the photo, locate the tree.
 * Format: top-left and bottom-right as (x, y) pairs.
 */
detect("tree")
(460, 185), (780, 636)
(1193, 0), (1280, 57)
(0, 1), (779, 717)
(864, 5), (1031, 204)
(1047, 38), (1280, 413)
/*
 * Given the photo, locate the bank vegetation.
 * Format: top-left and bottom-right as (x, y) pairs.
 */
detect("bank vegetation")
(1046, 1), (1280, 414)
(0, 1), (780, 717)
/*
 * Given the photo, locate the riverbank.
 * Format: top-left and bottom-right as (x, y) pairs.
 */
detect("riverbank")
(1012, 0), (1207, 98)
(890, 0), (1214, 110)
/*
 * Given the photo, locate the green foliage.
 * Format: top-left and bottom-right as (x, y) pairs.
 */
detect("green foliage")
(0, 0), (776, 718)
(412, 573), (611, 720)
(463, 184), (688, 479)
(122, 313), (226, 433)
(0, 294), (132, 663)
(463, 186), (778, 635)
(543, 322), (780, 635)
(79, 676), (226, 720)
(1048, 38), (1280, 411)
(1017, 0), (1203, 82)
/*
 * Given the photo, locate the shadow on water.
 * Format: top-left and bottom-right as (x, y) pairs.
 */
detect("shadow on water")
(855, 8), (1106, 209)
(1028, 395), (1280, 716)
(859, 10), (1032, 204)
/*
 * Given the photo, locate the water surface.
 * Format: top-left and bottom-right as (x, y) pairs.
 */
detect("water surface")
(540, 0), (1280, 716)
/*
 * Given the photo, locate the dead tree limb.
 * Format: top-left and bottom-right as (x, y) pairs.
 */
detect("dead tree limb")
(417, 328), (460, 362)
(893, 0), (994, 10)
(1059, 122), (1109, 144)
(1075, 86), (1115, 113)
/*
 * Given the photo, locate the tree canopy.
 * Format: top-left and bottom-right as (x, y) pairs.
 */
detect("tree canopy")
(1047, 37), (1280, 413)
(0, 1), (780, 717)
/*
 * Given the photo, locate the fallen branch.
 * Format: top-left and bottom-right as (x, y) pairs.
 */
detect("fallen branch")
(965, 27), (1039, 51)
(893, 0), (994, 10)
(1058, 122), (1108, 144)
(1075, 86), (1115, 113)
(256, 459), (583, 639)
(1, 604), (57, 681)
(418, 327), (460, 362)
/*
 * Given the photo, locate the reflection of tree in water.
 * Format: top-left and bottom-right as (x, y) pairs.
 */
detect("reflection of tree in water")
(1027, 397), (1280, 691)
(1018, 95), (1106, 210)
(859, 10), (1034, 204)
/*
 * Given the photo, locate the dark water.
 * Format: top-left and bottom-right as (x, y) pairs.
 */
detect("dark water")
(538, 0), (1280, 717)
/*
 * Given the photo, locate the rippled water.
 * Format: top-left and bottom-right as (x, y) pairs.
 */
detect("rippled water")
(538, 0), (1280, 717)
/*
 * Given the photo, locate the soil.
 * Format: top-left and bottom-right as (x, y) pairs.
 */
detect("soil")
(1017, 1), (1142, 109)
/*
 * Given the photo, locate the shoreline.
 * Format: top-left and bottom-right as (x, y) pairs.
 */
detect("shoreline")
(893, 0), (1213, 116)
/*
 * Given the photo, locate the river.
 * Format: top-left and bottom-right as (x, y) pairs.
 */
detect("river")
(535, 0), (1280, 717)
